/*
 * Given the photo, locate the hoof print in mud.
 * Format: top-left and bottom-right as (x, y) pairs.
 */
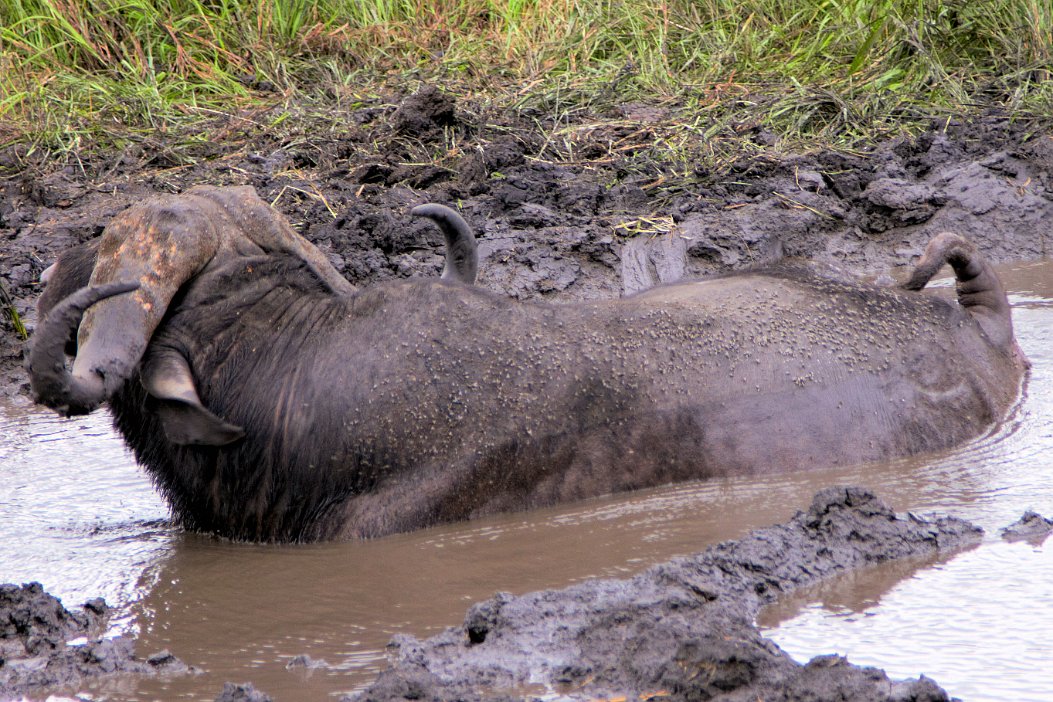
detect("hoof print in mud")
(28, 184), (1027, 543)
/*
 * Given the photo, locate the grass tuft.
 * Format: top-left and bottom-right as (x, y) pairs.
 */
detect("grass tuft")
(0, 280), (28, 340)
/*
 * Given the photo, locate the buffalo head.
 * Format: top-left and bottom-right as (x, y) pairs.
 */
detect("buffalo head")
(29, 187), (476, 446)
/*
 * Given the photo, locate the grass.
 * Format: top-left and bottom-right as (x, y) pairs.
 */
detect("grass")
(0, 279), (28, 340)
(1, 0), (1052, 168)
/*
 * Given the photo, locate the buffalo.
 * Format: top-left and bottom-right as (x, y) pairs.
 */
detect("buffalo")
(28, 185), (1029, 541)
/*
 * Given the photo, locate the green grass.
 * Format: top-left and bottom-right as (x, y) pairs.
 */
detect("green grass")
(2, 0), (1051, 166)
(0, 279), (28, 339)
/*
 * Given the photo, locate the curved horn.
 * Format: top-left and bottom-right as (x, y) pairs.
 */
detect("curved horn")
(188, 186), (355, 295)
(901, 232), (1017, 352)
(36, 186), (353, 417)
(37, 239), (100, 327)
(69, 194), (226, 408)
(28, 281), (140, 415)
(411, 203), (479, 285)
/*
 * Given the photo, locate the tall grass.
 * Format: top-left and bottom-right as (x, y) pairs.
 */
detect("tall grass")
(2, 0), (1051, 159)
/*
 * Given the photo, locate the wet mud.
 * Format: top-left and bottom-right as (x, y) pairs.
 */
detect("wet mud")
(1000, 510), (1053, 544)
(1, 488), (987, 700)
(1, 86), (1050, 699)
(350, 487), (978, 702)
(214, 682), (275, 702)
(2, 87), (1052, 394)
(0, 582), (193, 698)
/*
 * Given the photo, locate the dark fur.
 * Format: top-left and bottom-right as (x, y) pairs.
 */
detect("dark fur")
(31, 192), (1029, 542)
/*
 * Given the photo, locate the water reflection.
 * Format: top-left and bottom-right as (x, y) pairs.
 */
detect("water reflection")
(0, 399), (172, 634)
(761, 260), (1053, 702)
(760, 542), (1053, 702)
(1, 261), (1050, 702)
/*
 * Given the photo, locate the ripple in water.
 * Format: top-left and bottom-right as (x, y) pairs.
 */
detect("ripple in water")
(0, 401), (173, 632)
(761, 262), (1053, 702)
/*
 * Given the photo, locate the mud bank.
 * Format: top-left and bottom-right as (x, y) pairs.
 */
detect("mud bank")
(2, 88), (1052, 395)
(348, 487), (980, 702)
(0, 582), (193, 699)
(1, 488), (985, 701)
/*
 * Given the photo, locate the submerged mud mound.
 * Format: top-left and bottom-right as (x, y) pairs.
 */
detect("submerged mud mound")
(0, 582), (194, 698)
(1000, 510), (1053, 544)
(214, 681), (275, 702)
(350, 487), (980, 702)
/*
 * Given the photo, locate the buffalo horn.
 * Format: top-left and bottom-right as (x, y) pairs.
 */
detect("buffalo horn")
(28, 281), (140, 416)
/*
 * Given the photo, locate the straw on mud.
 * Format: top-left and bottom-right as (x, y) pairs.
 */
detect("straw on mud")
(772, 191), (838, 220)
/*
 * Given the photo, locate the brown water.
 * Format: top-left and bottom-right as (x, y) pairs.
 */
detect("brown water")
(1, 261), (1050, 702)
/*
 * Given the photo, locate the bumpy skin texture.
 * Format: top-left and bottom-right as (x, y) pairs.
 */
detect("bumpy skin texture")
(30, 187), (1028, 542)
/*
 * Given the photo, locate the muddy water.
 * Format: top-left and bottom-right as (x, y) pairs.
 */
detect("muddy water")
(759, 260), (1053, 702)
(0, 261), (1050, 702)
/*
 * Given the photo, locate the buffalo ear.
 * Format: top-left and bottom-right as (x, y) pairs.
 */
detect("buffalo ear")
(141, 350), (245, 446)
(155, 402), (246, 447)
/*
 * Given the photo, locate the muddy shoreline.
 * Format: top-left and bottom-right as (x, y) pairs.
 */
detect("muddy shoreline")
(349, 486), (985, 702)
(1, 487), (997, 700)
(0, 582), (195, 699)
(2, 90), (1052, 395)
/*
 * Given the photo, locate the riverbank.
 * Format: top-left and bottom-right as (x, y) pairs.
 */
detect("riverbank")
(3, 4), (1051, 699)
(349, 486), (983, 702)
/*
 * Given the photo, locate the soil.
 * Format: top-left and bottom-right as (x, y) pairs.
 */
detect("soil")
(2, 86), (1052, 396)
(347, 486), (980, 702)
(0, 582), (194, 698)
(1000, 510), (1053, 544)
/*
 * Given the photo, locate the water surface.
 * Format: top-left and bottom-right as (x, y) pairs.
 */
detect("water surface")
(1, 261), (1050, 702)
(760, 260), (1053, 702)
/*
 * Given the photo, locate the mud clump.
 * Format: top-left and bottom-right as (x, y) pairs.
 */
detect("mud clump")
(0, 582), (195, 698)
(1000, 510), (1053, 544)
(349, 487), (980, 701)
(214, 681), (275, 702)
(392, 85), (459, 140)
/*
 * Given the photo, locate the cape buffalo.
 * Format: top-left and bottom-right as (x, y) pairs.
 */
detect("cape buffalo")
(28, 186), (1029, 542)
